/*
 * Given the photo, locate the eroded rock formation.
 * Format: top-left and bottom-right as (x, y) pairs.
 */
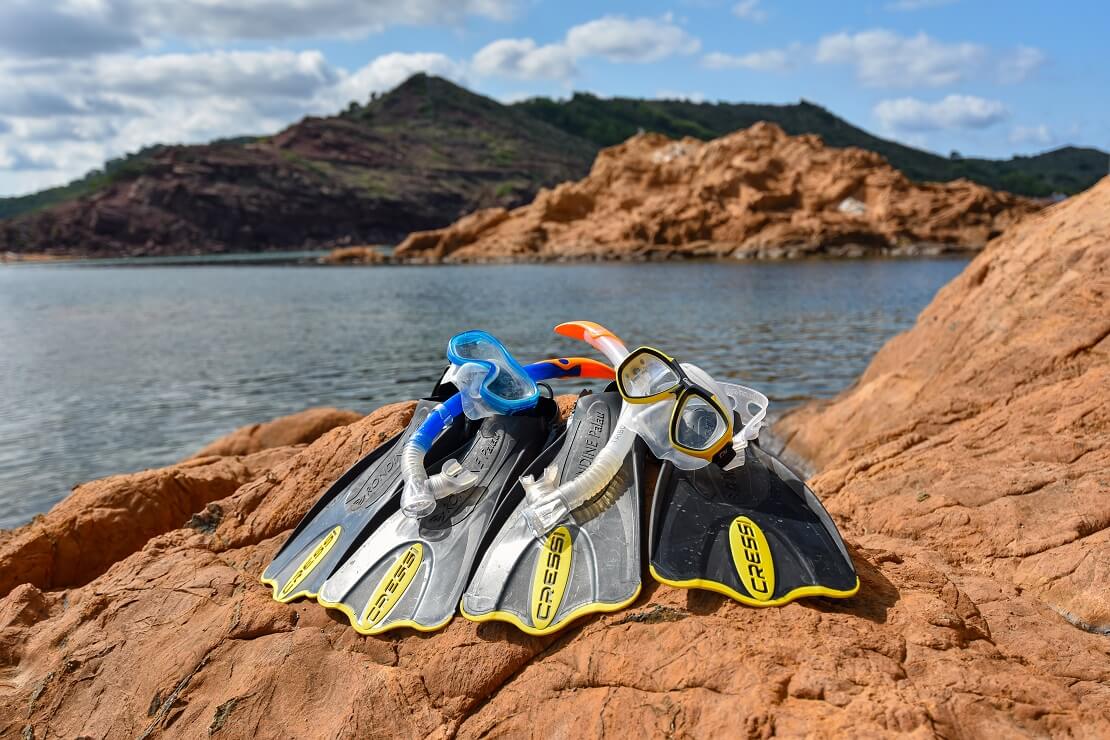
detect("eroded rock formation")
(395, 123), (1040, 263)
(777, 176), (1110, 634)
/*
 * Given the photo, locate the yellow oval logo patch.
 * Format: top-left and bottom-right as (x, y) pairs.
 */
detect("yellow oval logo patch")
(531, 526), (573, 630)
(361, 543), (423, 628)
(279, 525), (341, 600)
(728, 517), (775, 601)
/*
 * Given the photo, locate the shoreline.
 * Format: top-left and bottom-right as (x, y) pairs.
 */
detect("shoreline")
(2, 243), (979, 267)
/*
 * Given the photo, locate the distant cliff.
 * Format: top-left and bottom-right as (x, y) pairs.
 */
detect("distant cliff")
(395, 123), (1039, 262)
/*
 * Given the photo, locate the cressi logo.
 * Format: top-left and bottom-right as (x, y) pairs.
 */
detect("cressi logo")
(361, 543), (423, 628)
(531, 526), (573, 630)
(279, 526), (341, 599)
(728, 517), (775, 601)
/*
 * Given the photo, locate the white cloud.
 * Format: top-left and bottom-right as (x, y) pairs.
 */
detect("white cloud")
(1009, 124), (1054, 147)
(732, 0), (767, 22)
(565, 15), (700, 63)
(874, 95), (1009, 131)
(94, 50), (339, 100)
(815, 29), (1045, 89)
(702, 46), (796, 72)
(815, 30), (984, 87)
(886, 0), (958, 10)
(471, 15), (700, 82)
(998, 46), (1045, 84)
(471, 38), (577, 80)
(0, 0), (516, 59)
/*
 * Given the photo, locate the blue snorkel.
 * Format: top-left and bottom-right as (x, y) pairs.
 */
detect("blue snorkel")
(400, 331), (613, 518)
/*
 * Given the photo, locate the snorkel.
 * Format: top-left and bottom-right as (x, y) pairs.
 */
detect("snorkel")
(400, 330), (613, 519)
(521, 321), (768, 537)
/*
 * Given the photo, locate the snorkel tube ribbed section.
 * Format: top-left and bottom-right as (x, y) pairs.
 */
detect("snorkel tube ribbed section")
(521, 322), (636, 537)
(400, 396), (479, 518)
(522, 404), (637, 535)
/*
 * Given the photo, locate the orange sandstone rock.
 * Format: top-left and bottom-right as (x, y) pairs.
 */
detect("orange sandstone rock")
(395, 123), (1038, 263)
(0, 400), (1107, 737)
(778, 177), (1110, 632)
(190, 406), (362, 458)
(0, 448), (296, 599)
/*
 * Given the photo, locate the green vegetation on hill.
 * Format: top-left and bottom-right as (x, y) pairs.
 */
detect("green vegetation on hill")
(514, 93), (1107, 197)
(0, 137), (257, 221)
(0, 147), (162, 220)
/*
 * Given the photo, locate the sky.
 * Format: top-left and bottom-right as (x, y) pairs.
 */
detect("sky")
(0, 0), (1107, 196)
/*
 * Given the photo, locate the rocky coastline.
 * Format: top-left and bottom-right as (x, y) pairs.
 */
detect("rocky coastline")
(385, 123), (1040, 265)
(0, 179), (1106, 737)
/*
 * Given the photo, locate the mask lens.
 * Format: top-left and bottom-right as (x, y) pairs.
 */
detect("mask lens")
(448, 332), (535, 402)
(620, 352), (680, 399)
(674, 395), (726, 451)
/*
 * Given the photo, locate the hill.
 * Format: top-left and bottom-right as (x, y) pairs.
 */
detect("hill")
(0, 75), (594, 257)
(515, 93), (1107, 197)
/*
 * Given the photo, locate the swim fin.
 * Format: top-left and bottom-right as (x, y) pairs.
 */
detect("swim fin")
(461, 390), (643, 635)
(649, 441), (858, 606)
(261, 376), (469, 603)
(317, 397), (559, 634)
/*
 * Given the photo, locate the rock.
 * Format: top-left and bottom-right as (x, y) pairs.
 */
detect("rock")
(0, 448), (297, 599)
(1, 389), (1108, 735)
(319, 246), (389, 265)
(777, 177), (1110, 632)
(395, 123), (1039, 263)
(3, 188), (1110, 733)
(190, 407), (362, 458)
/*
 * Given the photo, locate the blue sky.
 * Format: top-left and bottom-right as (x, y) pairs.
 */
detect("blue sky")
(0, 0), (1107, 196)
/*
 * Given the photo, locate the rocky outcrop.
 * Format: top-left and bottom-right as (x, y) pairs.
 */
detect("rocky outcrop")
(1, 396), (1108, 737)
(0, 448), (295, 599)
(0, 407), (360, 600)
(319, 245), (389, 265)
(778, 177), (1110, 632)
(396, 123), (1039, 263)
(190, 407), (362, 458)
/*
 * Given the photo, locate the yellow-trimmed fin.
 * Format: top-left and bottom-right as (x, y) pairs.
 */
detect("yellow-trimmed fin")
(460, 582), (642, 636)
(649, 564), (859, 607)
(260, 525), (343, 603)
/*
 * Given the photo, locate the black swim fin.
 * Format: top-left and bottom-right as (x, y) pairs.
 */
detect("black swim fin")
(649, 441), (858, 606)
(261, 375), (470, 603)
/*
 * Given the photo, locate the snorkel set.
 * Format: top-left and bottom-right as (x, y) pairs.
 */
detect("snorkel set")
(263, 323), (858, 637)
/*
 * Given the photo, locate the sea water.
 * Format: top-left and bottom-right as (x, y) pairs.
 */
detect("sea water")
(0, 258), (966, 528)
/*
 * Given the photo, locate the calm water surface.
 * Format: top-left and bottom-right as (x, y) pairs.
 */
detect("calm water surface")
(0, 259), (966, 528)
